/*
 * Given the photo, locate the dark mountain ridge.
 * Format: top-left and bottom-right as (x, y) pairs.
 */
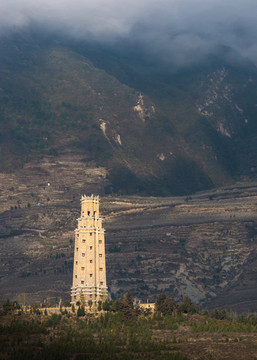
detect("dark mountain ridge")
(0, 31), (257, 195)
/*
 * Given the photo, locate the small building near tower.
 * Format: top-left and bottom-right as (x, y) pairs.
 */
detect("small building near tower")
(71, 195), (108, 305)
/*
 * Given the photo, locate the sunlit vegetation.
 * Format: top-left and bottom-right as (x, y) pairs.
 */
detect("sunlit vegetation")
(1, 311), (187, 359)
(2, 293), (257, 359)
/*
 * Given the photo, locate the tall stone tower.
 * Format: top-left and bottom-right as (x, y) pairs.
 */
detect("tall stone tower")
(71, 195), (108, 305)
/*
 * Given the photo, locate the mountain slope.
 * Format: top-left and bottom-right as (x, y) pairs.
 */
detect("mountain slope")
(0, 33), (216, 195)
(72, 41), (257, 186)
(0, 32), (257, 196)
(1, 32), (257, 311)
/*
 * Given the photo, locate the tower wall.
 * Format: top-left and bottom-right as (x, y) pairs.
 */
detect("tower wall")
(71, 195), (108, 305)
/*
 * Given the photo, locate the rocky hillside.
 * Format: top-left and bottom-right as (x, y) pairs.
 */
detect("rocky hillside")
(0, 160), (257, 313)
(1, 32), (257, 312)
(1, 32), (257, 195)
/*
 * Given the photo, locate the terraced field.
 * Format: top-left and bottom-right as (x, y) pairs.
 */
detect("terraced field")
(0, 156), (257, 312)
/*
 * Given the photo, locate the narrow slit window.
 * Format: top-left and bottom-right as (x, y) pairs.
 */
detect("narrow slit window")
(82, 253), (85, 257)
(90, 273), (93, 277)
(90, 246), (93, 250)
(90, 260), (93, 263)
(100, 281), (103, 285)
(88, 211), (90, 216)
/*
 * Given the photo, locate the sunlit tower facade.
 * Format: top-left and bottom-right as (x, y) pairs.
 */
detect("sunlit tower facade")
(71, 195), (108, 305)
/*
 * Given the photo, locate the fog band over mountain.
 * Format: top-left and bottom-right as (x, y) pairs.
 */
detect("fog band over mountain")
(1, 0), (257, 68)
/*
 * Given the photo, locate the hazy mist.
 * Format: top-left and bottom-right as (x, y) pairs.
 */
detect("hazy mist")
(1, 0), (257, 68)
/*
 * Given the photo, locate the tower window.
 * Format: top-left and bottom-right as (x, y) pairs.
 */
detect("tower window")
(82, 253), (85, 257)
(76, 261), (78, 265)
(76, 248), (78, 251)
(94, 211), (96, 216)
(99, 240), (102, 244)
(90, 260), (93, 263)
(81, 281), (84, 284)
(82, 239), (86, 243)
(81, 267), (85, 270)
(99, 268), (103, 271)
(100, 281), (103, 285)
(99, 254), (102, 257)
(90, 274), (93, 277)
(75, 275), (77, 278)
(77, 234), (79, 237)
(88, 211), (90, 216)
(90, 246), (92, 250)
(90, 232), (92, 236)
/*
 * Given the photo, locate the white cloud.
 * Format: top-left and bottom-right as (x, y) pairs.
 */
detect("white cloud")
(0, 0), (257, 67)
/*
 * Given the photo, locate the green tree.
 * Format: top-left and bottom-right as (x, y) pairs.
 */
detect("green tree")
(178, 295), (198, 314)
(102, 300), (110, 311)
(155, 291), (176, 315)
(110, 300), (120, 312)
(3, 299), (15, 314)
(77, 306), (85, 317)
(119, 292), (134, 319)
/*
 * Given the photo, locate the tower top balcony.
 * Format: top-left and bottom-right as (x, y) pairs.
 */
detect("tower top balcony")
(81, 194), (100, 203)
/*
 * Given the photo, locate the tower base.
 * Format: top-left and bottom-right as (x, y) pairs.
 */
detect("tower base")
(71, 285), (108, 305)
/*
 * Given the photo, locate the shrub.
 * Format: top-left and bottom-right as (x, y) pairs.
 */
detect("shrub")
(45, 314), (62, 328)
(119, 292), (134, 319)
(155, 291), (176, 316)
(178, 296), (199, 314)
(77, 306), (85, 317)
